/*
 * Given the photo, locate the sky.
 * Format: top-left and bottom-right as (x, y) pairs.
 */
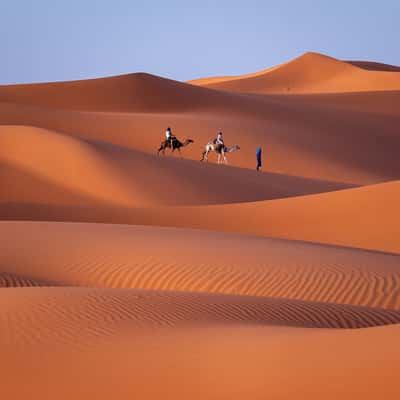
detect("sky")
(1, 0), (399, 84)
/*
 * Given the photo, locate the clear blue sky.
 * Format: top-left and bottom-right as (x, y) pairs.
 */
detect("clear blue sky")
(1, 0), (399, 84)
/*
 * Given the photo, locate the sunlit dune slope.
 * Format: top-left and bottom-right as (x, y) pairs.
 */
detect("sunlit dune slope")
(187, 63), (285, 86)
(192, 52), (400, 93)
(1, 320), (399, 400)
(3, 181), (397, 253)
(1, 222), (399, 308)
(122, 180), (399, 254)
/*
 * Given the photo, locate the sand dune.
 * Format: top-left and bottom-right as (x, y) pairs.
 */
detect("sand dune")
(1, 290), (400, 399)
(192, 52), (400, 93)
(1, 90), (399, 185)
(118, 180), (399, 254)
(2, 289), (400, 349)
(0, 125), (352, 207)
(0, 72), (230, 112)
(2, 181), (399, 254)
(1, 222), (399, 309)
(1, 50), (400, 400)
(346, 60), (400, 72)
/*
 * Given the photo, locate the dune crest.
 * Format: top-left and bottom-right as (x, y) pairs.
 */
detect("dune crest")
(192, 52), (400, 93)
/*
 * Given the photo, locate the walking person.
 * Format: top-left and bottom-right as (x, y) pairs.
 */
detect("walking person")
(256, 146), (262, 171)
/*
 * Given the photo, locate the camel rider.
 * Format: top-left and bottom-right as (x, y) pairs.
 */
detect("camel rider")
(215, 131), (225, 152)
(165, 127), (176, 149)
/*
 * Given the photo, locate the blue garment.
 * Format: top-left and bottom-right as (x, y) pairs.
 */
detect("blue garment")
(256, 147), (262, 170)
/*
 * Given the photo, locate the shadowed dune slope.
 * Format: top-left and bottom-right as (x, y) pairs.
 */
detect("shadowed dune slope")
(192, 52), (400, 93)
(0, 273), (52, 288)
(1, 222), (399, 309)
(0, 126), (352, 207)
(0, 72), (231, 112)
(346, 60), (400, 72)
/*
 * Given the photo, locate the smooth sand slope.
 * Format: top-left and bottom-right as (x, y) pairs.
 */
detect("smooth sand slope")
(1, 51), (400, 399)
(191, 52), (400, 93)
(0, 321), (399, 400)
(121, 180), (400, 254)
(2, 181), (398, 254)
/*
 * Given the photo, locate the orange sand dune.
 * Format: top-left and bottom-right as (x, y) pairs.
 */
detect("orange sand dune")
(0, 72), (233, 112)
(1, 50), (400, 400)
(1, 96), (400, 185)
(137, 180), (400, 254)
(0, 125), (352, 207)
(1, 222), (399, 309)
(1, 289), (400, 399)
(192, 52), (400, 93)
(121, 180), (399, 254)
(187, 63), (285, 86)
(2, 181), (398, 254)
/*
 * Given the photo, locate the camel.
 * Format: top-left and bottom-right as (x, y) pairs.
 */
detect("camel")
(200, 143), (241, 164)
(157, 138), (194, 156)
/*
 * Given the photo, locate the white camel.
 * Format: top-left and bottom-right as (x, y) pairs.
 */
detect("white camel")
(200, 143), (241, 164)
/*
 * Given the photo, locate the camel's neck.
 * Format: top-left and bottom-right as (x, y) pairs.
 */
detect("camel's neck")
(225, 146), (238, 153)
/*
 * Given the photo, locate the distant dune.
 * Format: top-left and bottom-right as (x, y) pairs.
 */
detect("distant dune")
(190, 52), (400, 93)
(1, 51), (400, 399)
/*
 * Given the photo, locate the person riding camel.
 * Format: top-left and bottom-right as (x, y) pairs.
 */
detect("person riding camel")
(214, 131), (225, 152)
(165, 127), (176, 149)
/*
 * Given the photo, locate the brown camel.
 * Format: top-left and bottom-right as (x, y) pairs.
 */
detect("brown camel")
(157, 138), (194, 156)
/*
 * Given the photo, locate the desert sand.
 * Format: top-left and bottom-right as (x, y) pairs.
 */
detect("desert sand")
(1, 52), (400, 399)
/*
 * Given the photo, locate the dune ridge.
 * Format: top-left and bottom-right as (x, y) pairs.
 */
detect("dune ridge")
(191, 52), (400, 93)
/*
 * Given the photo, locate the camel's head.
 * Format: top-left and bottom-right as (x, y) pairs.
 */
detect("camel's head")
(235, 145), (241, 150)
(187, 139), (194, 143)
